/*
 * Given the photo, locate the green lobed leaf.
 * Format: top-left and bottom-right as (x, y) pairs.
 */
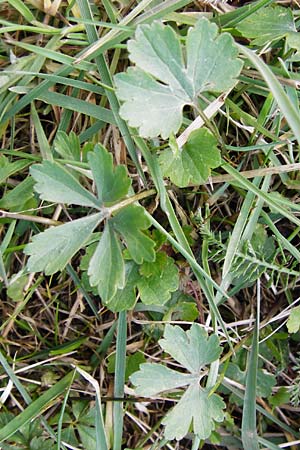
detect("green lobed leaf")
(159, 128), (221, 187)
(88, 222), (125, 303)
(115, 18), (242, 139)
(130, 324), (224, 440)
(130, 363), (196, 397)
(87, 144), (131, 205)
(0, 176), (35, 209)
(163, 383), (225, 441)
(54, 131), (81, 161)
(138, 252), (179, 305)
(287, 305), (300, 334)
(160, 323), (221, 374)
(106, 253), (179, 311)
(25, 213), (104, 274)
(236, 5), (295, 46)
(30, 161), (99, 208)
(111, 204), (155, 264)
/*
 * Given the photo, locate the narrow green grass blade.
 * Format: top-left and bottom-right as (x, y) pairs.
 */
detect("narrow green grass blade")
(258, 437), (281, 450)
(216, 0), (275, 28)
(241, 281), (260, 450)
(66, 264), (100, 319)
(0, 23), (60, 34)
(222, 378), (300, 438)
(0, 38), (68, 125)
(0, 250), (8, 286)
(113, 311), (127, 450)
(77, 0), (146, 182)
(136, 137), (231, 343)
(147, 213), (231, 345)
(37, 91), (115, 124)
(222, 178), (259, 280)
(261, 211), (300, 262)
(30, 102), (52, 160)
(222, 161), (300, 228)
(238, 44), (300, 145)
(0, 160), (31, 183)
(56, 371), (76, 450)
(12, 41), (95, 72)
(1, 70), (104, 95)
(5, 0), (35, 22)
(0, 371), (75, 443)
(0, 350), (31, 404)
(75, 366), (108, 450)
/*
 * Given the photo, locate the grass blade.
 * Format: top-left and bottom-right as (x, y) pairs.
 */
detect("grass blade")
(238, 44), (300, 145)
(113, 311), (127, 450)
(0, 371), (75, 443)
(30, 102), (52, 160)
(75, 366), (108, 450)
(6, 0), (35, 22)
(241, 280), (261, 450)
(77, 0), (146, 182)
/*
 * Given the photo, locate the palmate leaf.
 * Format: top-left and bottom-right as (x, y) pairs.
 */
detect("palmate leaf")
(159, 128), (221, 187)
(236, 5), (295, 46)
(106, 253), (179, 311)
(115, 18), (242, 139)
(30, 161), (99, 208)
(25, 144), (156, 308)
(130, 324), (225, 441)
(88, 144), (131, 205)
(25, 213), (104, 274)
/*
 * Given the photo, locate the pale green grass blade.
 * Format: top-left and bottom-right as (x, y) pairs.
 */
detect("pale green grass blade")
(222, 178), (260, 280)
(113, 311), (127, 450)
(1, 71), (104, 95)
(238, 44), (300, 145)
(66, 264), (100, 319)
(75, 366), (108, 450)
(11, 41), (96, 72)
(0, 350), (31, 404)
(0, 346), (68, 449)
(77, 0), (145, 181)
(258, 437), (281, 449)
(217, 0), (275, 28)
(0, 251), (8, 287)
(0, 35), (65, 124)
(0, 160), (31, 183)
(4, 0), (35, 22)
(0, 371), (75, 442)
(222, 378), (300, 438)
(147, 213), (231, 344)
(75, 0), (192, 60)
(222, 161), (300, 228)
(261, 211), (300, 262)
(30, 102), (52, 160)
(37, 90), (116, 125)
(136, 137), (230, 342)
(241, 281), (261, 450)
(0, 23), (60, 34)
(56, 371), (76, 450)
